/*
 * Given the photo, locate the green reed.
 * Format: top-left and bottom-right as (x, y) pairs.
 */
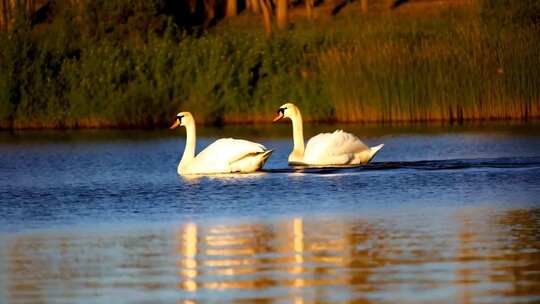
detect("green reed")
(0, 0), (538, 129)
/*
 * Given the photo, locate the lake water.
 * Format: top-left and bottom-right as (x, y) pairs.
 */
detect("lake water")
(1, 123), (540, 303)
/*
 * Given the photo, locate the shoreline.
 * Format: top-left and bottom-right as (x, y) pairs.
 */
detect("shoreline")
(2, 116), (539, 131)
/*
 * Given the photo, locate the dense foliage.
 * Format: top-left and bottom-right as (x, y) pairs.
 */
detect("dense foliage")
(0, 0), (539, 128)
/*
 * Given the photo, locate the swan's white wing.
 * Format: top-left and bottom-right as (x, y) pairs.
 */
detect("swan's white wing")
(189, 138), (267, 173)
(304, 130), (370, 165)
(199, 138), (266, 162)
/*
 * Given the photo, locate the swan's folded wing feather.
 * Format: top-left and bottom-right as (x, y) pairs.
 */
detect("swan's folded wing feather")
(194, 138), (267, 168)
(304, 130), (369, 164)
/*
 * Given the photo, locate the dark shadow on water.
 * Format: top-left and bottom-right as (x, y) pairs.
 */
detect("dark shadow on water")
(264, 156), (540, 174)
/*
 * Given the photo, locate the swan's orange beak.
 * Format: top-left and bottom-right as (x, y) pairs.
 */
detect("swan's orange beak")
(273, 112), (284, 122)
(170, 119), (180, 129)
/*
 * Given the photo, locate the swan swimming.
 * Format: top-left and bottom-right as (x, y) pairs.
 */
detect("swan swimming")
(170, 112), (272, 175)
(273, 103), (384, 166)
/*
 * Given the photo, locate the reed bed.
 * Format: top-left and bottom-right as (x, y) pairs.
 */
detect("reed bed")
(317, 10), (540, 122)
(0, 0), (538, 129)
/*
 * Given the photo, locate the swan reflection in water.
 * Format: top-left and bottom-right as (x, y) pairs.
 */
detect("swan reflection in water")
(178, 172), (269, 183)
(177, 167), (377, 183)
(3, 208), (540, 303)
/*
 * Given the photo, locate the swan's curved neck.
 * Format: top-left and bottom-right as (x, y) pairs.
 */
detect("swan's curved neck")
(291, 112), (305, 155)
(180, 123), (196, 170)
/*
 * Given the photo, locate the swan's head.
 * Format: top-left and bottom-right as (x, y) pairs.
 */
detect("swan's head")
(273, 102), (300, 122)
(170, 112), (194, 129)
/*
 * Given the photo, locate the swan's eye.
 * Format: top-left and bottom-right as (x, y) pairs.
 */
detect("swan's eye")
(277, 108), (286, 114)
(177, 115), (184, 121)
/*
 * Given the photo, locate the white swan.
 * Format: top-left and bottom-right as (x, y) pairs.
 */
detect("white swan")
(170, 112), (273, 175)
(273, 103), (384, 166)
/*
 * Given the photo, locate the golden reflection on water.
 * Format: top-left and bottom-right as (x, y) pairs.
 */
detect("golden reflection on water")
(2, 208), (540, 303)
(293, 217), (304, 289)
(177, 223), (198, 293)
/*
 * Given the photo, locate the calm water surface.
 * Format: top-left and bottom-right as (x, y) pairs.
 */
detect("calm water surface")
(1, 123), (540, 303)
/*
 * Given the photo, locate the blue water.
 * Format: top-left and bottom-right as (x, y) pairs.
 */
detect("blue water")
(0, 124), (539, 303)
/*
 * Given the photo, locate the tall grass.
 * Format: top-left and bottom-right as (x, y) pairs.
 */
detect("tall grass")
(318, 5), (540, 122)
(0, 0), (538, 129)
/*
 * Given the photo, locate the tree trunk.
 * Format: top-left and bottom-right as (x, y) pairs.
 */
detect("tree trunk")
(361, 0), (368, 12)
(2, 0), (12, 31)
(203, 0), (215, 27)
(1, 0), (7, 31)
(226, 0), (237, 17)
(276, 0), (287, 29)
(259, 0), (272, 36)
(250, 0), (260, 13)
(305, 0), (313, 19)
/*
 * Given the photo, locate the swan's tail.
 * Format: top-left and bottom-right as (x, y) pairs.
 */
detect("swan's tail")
(369, 144), (384, 161)
(259, 149), (273, 165)
(250, 149), (273, 171)
(230, 149), (274, 173)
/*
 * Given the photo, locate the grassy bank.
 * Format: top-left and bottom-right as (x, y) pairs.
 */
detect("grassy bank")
(0, 0), (539, 129)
